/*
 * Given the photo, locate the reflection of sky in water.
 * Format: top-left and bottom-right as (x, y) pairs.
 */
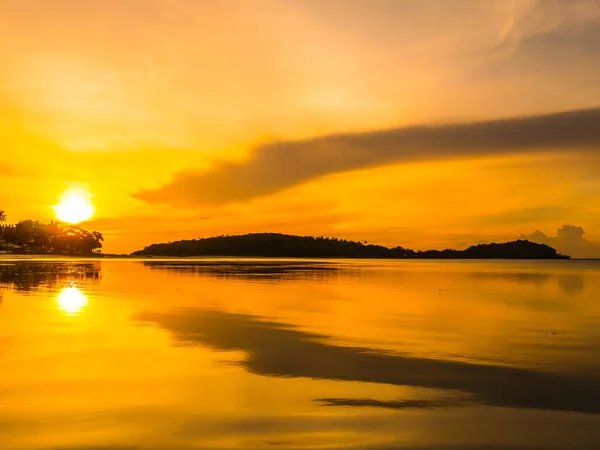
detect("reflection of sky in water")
(1, 259), (600, 450)
(56, 286), (88, 316)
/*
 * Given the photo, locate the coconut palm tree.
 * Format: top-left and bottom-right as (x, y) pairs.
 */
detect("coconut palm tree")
(0, 210), (5, 245)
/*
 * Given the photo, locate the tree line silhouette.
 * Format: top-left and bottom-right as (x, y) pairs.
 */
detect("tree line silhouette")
(132, 233), (569, 259)
(0, 211), (103, 255)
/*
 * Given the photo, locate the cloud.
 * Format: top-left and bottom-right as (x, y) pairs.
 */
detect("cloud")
(497, 1), (600, 52)
(483, 16), (600, 82)
(0, 164), (18, 176)
(135, 106), (600, 206)
(521, 224), (600, 259)
(478, 205), (574, 226)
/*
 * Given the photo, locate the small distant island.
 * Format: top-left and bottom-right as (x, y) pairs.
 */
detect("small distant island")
(132, 233), (569, 259)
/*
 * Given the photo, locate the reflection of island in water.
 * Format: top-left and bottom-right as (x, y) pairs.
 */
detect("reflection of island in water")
(144, 260), (586, 294)
(143, 260), (345, 282)
(0, 262), (101, 291)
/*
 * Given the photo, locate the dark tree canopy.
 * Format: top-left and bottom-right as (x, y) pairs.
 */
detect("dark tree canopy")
(132, 233), (568, 259)
(0, 220), (103, 255)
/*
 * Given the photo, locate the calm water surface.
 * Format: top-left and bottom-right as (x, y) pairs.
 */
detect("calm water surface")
(1, 258), (600, 449)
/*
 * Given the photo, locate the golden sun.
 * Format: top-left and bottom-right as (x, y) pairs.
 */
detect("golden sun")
(54, 188), (95, 224)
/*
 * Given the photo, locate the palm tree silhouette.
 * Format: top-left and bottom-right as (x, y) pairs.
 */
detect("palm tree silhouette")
(0, 210), (5, 244)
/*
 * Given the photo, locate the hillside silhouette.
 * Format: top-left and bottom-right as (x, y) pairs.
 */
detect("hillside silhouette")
(132, 233), (569, 259)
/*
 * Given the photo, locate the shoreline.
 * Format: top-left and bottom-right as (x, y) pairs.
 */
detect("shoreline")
(1, 254), (593, 261)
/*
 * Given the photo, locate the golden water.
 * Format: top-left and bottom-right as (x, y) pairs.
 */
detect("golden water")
(1, 258), (600, 449)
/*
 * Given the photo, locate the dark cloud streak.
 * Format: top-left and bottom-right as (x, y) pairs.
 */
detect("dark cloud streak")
(136, 107), (600, 206)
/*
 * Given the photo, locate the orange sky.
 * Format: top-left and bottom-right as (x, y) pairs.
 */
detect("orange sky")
(1, 0), (600, 255)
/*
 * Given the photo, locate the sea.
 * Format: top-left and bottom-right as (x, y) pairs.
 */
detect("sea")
(1, 257), (600, 449)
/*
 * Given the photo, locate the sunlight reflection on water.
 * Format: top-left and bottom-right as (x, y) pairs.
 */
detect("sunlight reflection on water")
(56, 285), (88, 316)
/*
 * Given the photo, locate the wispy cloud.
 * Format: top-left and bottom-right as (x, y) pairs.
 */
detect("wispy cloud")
(496, 0), (600, 53)
(0, 164), (19, 176)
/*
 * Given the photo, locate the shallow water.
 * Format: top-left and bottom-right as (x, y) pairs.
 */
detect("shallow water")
(1, 258), (600, 449)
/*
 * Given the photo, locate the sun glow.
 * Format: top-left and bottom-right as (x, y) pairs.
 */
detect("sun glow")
(54, 188), (95, 224)
(56, 286), (88, 316)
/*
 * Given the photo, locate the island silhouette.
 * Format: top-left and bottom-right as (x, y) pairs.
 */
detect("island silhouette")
(132, 233), (569, 259)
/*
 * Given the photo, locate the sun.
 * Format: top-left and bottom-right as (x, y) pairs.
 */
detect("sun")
(54, 188), (95, 224)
